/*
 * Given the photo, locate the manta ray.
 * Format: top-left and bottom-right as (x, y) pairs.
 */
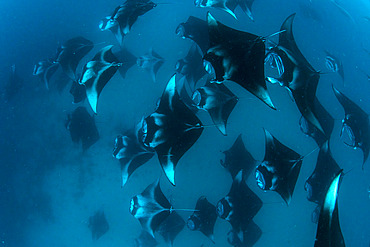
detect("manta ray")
(305, 142), (341, 223)
(56, 36), (94, 80)
(175, 44), (206, 91)
(130, 180), (188, 241)
(79, 45), (122, 113)
(141, 74), (204, 185)
(192, 82), (238, 135)
(137, 48), (164, 82)
(314, 170), (345, 247)
(267, 13), (323, 133)
(255, 129), (303, 205)
(220, 134), (257, 179)
(157, 211), (185, 247)
(204, 13), (276, 109)
(65, 106), (99, 151)
(332, 86), (370, 168)
(112, 123), (155, 188)
(99, 0), (157, 45)
(88, 210), (109, 240)
(187, 196), (217, 243)
(217, 170), (263, 241)
(33, 60), (59, 90)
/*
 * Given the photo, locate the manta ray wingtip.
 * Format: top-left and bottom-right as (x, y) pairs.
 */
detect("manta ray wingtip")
(206, 12), (216, 24)
(263, 128), (270, 136)
(332, 84), (340, 94)
(87, 93), (98, 114)
(332, 85), (343, 101)
(280, 191), (292, 205)
(266, 99), (276, 110)
(163, 164), (176, 186)
(289, 13), (297, 19)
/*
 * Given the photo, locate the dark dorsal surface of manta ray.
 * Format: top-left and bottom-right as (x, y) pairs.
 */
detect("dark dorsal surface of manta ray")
(314, 170), (345, 247)
(299, 96), (334, 147)
(204, 13), (276, 110)
(227, 221), (262, 247)
(65, 106), (99, 151)
(176, 16), (210, 56)
(305, 142), (341, 223)
(56, 36), (94, 80)
(332, 86), (370, 168)
(88, 210), (109, 240)
(134, 230), (158, 247)
(187, 196), (217, 243)
(324, 50), (344, 81)
(194, 0), (255, 21)
(217, 170), (263, 236)
(177, 76), (200, 113)
(137, 48), (164, 82)
(311, 205), (321, 224)
(33, 60), (60, 90)
(130, 180), (173, 237)
(115, 47), (137, 78)
(175, 44), (206, 91)
(141, 74), (204, 185)
(79, 45), (122, 114)
(112, 123), (155, 188)
(267, 13), (323, 133)
(99, 0), (157, 45)
(220, 134), (257, 180)
(192, 81), (238, 135)
(157, 211), (185, 247)
(305, 141), (341, 206)
(4, 64), (23, 102)
(255, 129), (303, 205)
(69, 78), (87, 104)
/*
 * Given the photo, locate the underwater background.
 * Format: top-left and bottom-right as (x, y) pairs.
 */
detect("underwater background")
(0, 0), (370, 246)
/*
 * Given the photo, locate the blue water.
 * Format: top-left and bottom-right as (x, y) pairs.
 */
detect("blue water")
(0, 0), (369, 246)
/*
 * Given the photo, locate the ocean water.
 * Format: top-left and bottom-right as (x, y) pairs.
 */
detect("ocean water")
(0, 0), (370, 246)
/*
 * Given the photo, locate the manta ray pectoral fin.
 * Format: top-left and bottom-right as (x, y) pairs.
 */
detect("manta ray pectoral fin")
(44, 62), (60, 90)
(151, 60), (164, 82)
(161, 152), (176, 186)
(135, 230), (158, 247)
(303, 109), (324, 134)
(240, 3), (254, 21)
(221, 6), (238, 19)
(162, 74), (177, 112)
(242, 221), (262, 246)
(152, 59), (164, 83)
(276, 184), (292, 205)
(209, 108), (227, 136)
(314, 170), (345, 247)
(120, 162), (129, 188)
(252, 85), (276, 110)
(155, 140), (177, 186)
(282, 160), (303, 205)
(86, 88), (98, 114)
(207, 12), (217, 26)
